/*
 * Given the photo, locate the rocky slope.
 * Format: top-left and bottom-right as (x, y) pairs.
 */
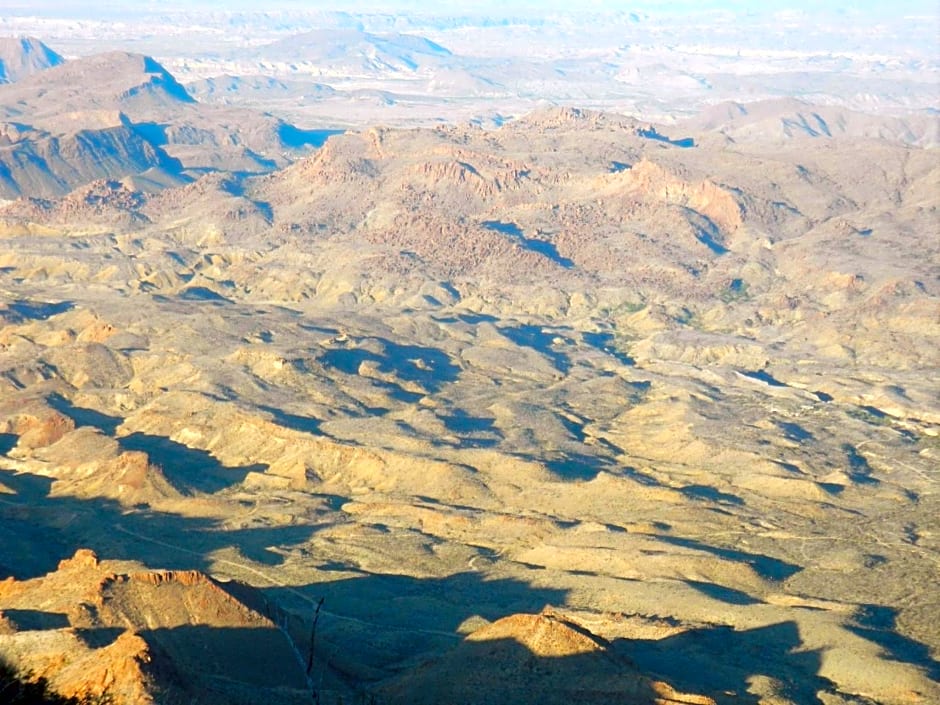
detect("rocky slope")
(0, 549), (310, 704)
(0, 105), (937, 704)
(0, 118), (182, 199)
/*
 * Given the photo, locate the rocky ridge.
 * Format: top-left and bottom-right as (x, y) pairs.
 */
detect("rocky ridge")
(0, 549), (310, 704)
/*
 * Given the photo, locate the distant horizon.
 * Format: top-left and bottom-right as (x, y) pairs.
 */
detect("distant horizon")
(1, 0), (938, 15)
(1, 0), (935, 125)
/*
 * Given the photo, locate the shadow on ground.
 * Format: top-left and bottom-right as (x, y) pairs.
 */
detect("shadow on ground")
(47, 393), (261, 495)
(4, 397), (938, 704)
(849, 604), (940, 682)
(616, 621), (830, 705)
(0, 469), (317, 579)
(481, 220), (574, 268)
(1, 465), (937, 705)
(318, 337), (460, 394)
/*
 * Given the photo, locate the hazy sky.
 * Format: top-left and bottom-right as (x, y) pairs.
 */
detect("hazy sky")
(5, 0), (938, 13)
(237, 0), (934, 12)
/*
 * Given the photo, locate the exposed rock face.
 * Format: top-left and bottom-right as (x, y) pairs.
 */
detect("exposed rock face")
(620, 158), (743, 234)
(0, 126), (180, 199)
(0, 550), (310, 705)
(0, 402), (76, 450)
(46, 631), (155, 705)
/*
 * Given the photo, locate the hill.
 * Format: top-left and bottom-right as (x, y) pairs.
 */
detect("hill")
(257, 29), (452, 76)
(681, 98), (939, 147)
(0, 550), (311, 704)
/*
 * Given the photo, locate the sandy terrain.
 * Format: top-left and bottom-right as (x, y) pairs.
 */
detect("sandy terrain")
(0, 5), (938, 703)
(0, 100), (937, 703)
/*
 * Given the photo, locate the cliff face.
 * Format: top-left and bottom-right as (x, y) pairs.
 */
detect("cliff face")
(619, 158), (744, 234)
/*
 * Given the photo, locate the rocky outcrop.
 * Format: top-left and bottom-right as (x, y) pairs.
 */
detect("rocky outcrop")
(0, 550), (310, 705)
(0, 401), (76, 450)
(618, 158), (744, 234)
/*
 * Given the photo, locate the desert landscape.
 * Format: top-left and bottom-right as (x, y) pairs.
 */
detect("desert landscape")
(0, 2), (938, 704)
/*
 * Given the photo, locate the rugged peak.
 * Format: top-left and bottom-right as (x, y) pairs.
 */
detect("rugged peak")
(86, 51), (196, 105)
(0, 552), (310, 704)
(510, 106), (604, 130)
(57, 548), (99, 571)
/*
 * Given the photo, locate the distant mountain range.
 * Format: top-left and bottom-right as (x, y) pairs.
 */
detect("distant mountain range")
(0, 43), (336, 198)
(0, 37), (934, 205)
(680, 98), (939, 147)
(255, 29), (452, 75)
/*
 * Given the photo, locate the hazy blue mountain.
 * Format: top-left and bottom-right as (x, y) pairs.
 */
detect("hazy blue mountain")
(0, 36), (64, 84)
